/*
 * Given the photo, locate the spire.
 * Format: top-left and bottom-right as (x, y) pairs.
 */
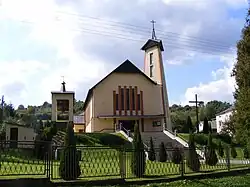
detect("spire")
(151, 20), (157, 40)
(61, 76), (66, 92)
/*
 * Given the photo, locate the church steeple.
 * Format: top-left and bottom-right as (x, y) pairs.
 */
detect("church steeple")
(141, 20), (172, 132)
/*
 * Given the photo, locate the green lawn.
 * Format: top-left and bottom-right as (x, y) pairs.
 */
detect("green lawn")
(87, 174), (250, 187)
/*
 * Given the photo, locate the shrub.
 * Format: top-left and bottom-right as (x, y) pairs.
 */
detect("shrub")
(231, 146), (237, 159)
(59, 122), (81, 180)
(159, 142), (167, 162)
(186, 116), (193, 133)
(171, 147), (183, 164)
(148, 137), (156, 161)
(187, 133), (200, 172)
(203, 117), (209, 134)
(205, 133), (218, 166)
(131, 123), (146, 177)
(243, 147), (249, 159)
(218, 141), (224, 157)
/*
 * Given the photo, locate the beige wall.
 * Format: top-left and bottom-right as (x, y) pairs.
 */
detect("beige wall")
(85, 97), (93, 132)
(93, 73), (164, 117)
(51, 93), (74, 122)
(143, 118), (163, 132)
(144, 46), (163, 85)
(5, 124), (37, 148)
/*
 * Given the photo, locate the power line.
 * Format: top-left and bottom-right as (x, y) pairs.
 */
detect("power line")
(56, 10), (233, 48)
(9, 18), (233, 56)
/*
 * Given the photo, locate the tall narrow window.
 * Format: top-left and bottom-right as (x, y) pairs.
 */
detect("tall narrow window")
(149, 53), (153, 77)
(149, 53), (153, 65)
(137, 94), (140, 110)
(132, 88), (135, 110)
(116, 94), (119, 110)
(126, 88), (130, 111)
(121, 88), (124, 110)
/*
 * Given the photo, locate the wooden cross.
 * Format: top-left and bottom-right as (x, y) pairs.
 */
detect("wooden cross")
(189, 94), (204, 132)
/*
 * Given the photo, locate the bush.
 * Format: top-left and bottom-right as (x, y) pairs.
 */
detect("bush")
(159, 142), (167, 162)
(186, 116), (193, 133)
(187, 133), (200, 172)
(148, 137), (156, 161)
(243, 147), (249, 159)
(231, 146), (237, 159)
(59, 122), (81, 180)
(203, 117), (209, 134)
(171, 147), (183, 164)
(131, 123), (146, 177)
(205, 133), (218, 166)
(218, 141), (224, 157)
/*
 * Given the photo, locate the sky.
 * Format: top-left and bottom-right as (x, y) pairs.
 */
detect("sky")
(0, 0), (248, 108)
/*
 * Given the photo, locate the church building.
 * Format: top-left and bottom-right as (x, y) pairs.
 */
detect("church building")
(83, 32), (172, 133)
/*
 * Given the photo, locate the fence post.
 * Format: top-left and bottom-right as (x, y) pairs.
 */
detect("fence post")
(179, 152), (185, 177)
(225, 146), (230, 171)
(119, 147), (126, 179)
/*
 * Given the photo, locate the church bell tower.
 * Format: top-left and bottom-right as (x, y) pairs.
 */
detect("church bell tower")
(141, 20), (172, 132)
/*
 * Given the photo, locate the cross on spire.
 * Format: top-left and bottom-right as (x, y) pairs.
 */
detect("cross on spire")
(150, 20), (157, 40)
(61, 76), (66, 92)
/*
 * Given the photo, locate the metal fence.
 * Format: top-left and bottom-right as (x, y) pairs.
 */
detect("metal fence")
(0, 141), (250, 180)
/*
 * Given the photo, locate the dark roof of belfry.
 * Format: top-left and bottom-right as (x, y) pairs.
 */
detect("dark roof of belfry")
(83, 59), (157, 110)
(141, 39), (164, 51)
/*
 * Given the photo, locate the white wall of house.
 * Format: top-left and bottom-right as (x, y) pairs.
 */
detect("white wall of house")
(216, 110), (233, 134)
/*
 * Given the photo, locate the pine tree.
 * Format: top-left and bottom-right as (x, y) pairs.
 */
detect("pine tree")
(131, 123), (146, 177)
(59, 122), (81, 180)
(232, 8), (250, 150)
(231, 145), (237, 159)
(187, 133), (200, 172)
(148, 137), (156, 161)
(171, 147), (183, 164)
(243, 147), (249, 159)
(205, 133), (218, 166)
(159, 142), (167, 162)
(186, 116), (193, 133)
(218, 141), (224, 158)
(203, 117), (209, 134)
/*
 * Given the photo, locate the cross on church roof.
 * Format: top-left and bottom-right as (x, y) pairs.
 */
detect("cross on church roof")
(150, 20), (157, 40)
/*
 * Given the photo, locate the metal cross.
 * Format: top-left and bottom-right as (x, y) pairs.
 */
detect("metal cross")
(150, 20), (157, 40)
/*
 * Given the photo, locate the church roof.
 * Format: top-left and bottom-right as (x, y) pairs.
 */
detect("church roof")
(141, 39), (164, 51)
(83, 59), (157, 110)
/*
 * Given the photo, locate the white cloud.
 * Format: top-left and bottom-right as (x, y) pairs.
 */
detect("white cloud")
(183, 53), (236, 105)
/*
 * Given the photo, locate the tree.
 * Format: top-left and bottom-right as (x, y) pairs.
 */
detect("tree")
(243, 147), (249, 159)
(17, 104), (25, 110)
(186, 116), (193, 133)
(205, 101), (231, 120)
(203, 117), (209, 134)
(232, 9), (250, 150)
(159, 142), (167, 162)
(205, 133), (218, 166)
(231, 145), (237, 159)
(131, 123), (146, 177)
(221, 115), (236, 136)
(148, 137), (156, 161)
(171, 147), (183, 164)
(218, 141), (224, 158)
(187, 133), (200, 172)
(59, 122), (81, 180)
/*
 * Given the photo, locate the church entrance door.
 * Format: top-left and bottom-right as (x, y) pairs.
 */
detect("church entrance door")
(119, 120), (139, 132)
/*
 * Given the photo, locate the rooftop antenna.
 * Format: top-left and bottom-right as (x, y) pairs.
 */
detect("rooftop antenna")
(150, 20), (157, 40)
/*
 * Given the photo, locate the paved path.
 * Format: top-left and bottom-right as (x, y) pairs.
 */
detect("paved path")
(200, 159), (250, 165)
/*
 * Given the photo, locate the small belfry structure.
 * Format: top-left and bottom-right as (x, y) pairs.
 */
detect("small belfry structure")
(141, 20), (172, 131)
(51, 78), (74, 129)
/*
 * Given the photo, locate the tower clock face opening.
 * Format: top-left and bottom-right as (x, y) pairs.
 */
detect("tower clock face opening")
(56, 99), (69, 121)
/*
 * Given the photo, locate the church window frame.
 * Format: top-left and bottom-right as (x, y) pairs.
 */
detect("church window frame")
(149, 53), (153, 77)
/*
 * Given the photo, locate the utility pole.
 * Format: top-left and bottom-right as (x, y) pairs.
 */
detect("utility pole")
(189, 94), (204, 133)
